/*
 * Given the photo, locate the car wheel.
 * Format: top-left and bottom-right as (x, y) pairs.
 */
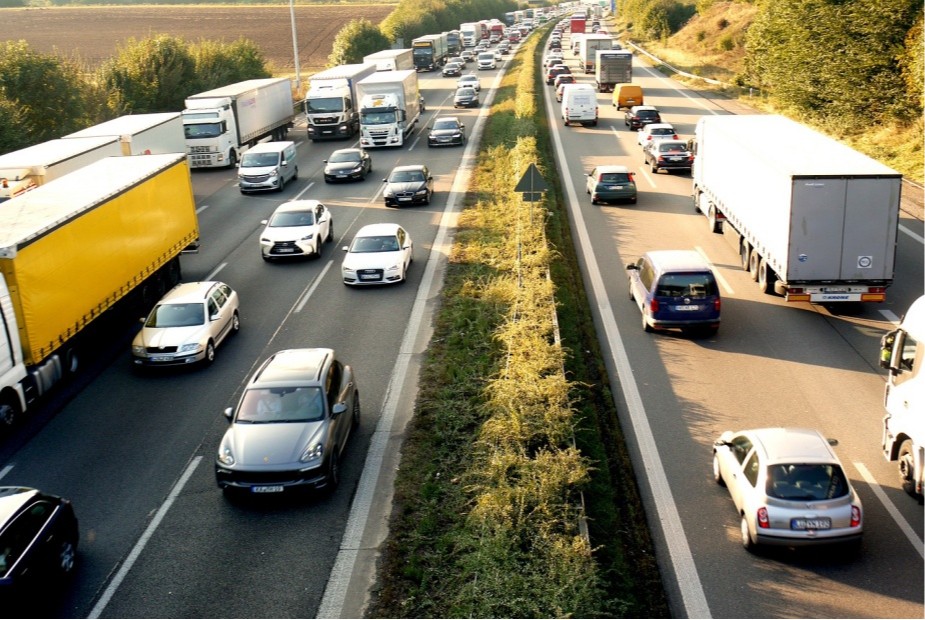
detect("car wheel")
(204, 341), (216, 365)
(642, 311), (653, 333)
(712, 452), (725, 486)
(650, 162), (657, 173)
(323, 177), (331, 184)
(628, 280), (635, 301)
(424, 191), (431, 205)
(326, 223), (334, 243)
(231, 311), (241, 334)
(741, 515), (757, 552)
(56, 537), (78, 576)
(352, 395), (361, 429)
(326, 451), (340, 492)
(898, 439), (919, 496)
(293, 166), (298, 181)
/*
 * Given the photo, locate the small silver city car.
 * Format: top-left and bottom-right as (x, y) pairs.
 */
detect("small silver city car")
(713, 427), (863, 553)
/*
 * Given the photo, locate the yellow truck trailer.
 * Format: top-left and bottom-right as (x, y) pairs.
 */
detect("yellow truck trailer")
(0, 153), (199, 425)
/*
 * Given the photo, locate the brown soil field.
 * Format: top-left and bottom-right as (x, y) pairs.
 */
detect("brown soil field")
(0, 5), (395, 76)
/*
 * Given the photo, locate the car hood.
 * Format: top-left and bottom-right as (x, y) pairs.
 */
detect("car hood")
(134, 325), (204, 349)
(343, 250), (401, 270)
(385, 181), (426, 193)
(325, 161), (361, 173)
(430, 128), (462, 137)
(455, 93), (476, 101)
(238, 165), (277, 176)
(261, 224), (319, 242)
(227, 420), (325, 466)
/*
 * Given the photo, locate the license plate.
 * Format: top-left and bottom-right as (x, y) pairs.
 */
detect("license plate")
(360, 274), (380, 280)
(399, 197), (412, 202)
(251, 485), (284, 493)
(674, 305), (701, 311)
(149, 354), (173, 362)
(276, 248), (295, 253)
(669, 157), (684, 161)
(791, 517), (831, 530)
(606, 185), (624, 190)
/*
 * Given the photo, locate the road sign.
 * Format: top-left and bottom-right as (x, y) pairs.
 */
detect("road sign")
(514, 163), (549, 194)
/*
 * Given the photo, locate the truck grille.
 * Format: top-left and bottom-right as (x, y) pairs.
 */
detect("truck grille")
(311, 116), (338, 125)
(189, 146), (214, 154)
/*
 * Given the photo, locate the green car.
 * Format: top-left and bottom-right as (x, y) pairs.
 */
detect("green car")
(586, 165), (637, 205)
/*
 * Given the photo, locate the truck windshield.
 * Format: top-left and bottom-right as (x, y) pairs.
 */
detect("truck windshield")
(184, 122), (222, 139)
(361, 110), (396, 125)
(412, 48), (433, 60)
(305, 96), (345, 114)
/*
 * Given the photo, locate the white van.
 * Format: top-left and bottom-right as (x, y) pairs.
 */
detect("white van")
(477, 52), (497, 70)
(560, 84), (598, 126)
(238, 141), (298, 193)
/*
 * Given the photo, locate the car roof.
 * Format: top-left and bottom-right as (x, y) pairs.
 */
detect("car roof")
(274, 199), (322, 213)
(390, 164), (426, 172)
(632, 105), (658, 112)
(249, 348), (333, 387)
(747, 428), (839, 464)
(0, 487), (41, 524)
(355, 222), (404, 238)
(331, 148), (362, 155)
(642, 250), (712, 273)
(159, 281), (226, 303)
(246, 141), (294, 153)
(594, 165), (631, 174)
(435, 116), (461, 123)
(645, 123), (675, 131)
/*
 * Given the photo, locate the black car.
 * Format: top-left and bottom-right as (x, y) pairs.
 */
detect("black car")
(0, 487), (79, 596)
(625, 105), (662, 130)
(383, 164), (434, 207)
(428, 117), (466, 147)
(453, 87), (480, 108)
(322, 148), (372, 183)
(545, 64), (571, 85)
(442, 62), (463, 77)
(643, 139), (694, 174)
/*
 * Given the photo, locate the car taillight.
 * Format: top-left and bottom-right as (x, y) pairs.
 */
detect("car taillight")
(649, 299), (659, 313)
(713, 298), (721, 312)
(672, 134), (678, 139)
(851, 505), (861, 527)
(757, 507), (770, 529)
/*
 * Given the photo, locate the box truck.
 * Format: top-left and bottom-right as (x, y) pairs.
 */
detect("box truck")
(411, 33), (449, 71)
(357, 70), (422, 148)
(183, 78), (294, 169)
(0, 136), (122, 203)
(362, 49), (413, 72)
(595, 49), (633, 92)
(65, 112), (185, 156)
(880, 295), (925, 498)
(0, 154), (199, 429)
(692, 115), (902, 303)
(570, 16), (587, 34)
(460, 22), (479, 47)
(579, 34), (613, 73)
(303, 63), (377, 141)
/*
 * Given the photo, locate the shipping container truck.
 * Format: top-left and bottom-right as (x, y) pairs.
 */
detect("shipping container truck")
(489, 21), (505, 43)
(595, 49), (633, 92)
(362, 49), (413, 72)
(460, 22), (479, 47)
(0, 136), (121, 203)
(570, 16), (586, 33)
(65, 112), (185, 156)
(303, 63), (377, 141)
(579, 34), (613, 73)
(0, 153), (199, 428)
(692, 115), (902, 303)
(357, 70), (422, 148)
(183, 78), (294, 169)
(411, 33), (449, 71)
(880, 295), (925, 498)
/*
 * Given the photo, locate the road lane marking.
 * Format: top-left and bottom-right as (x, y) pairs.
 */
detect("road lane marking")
(879, 310), (901, 324)
(899, 223), (924, 245)
(854, 461), (924, 559)
(695, 246), (734, 295)
(295, 261), (333, 313)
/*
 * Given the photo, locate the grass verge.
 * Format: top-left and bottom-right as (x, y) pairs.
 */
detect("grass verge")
(366, 26), (670, 619)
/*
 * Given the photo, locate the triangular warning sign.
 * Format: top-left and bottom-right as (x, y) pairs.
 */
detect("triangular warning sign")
(514, 163), (549, 193)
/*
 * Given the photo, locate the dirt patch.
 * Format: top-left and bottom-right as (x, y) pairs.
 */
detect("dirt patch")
(0, 5), (395, 76)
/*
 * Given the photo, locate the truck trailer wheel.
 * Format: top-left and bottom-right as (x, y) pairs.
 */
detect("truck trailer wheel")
(748, 250), (761, 281)
(0, 395), (20, 431)
(708, 205), (723, 233)
(758, 259), (776, 294)
(898, 439), (920, 497)
(740, 242), (751, 270)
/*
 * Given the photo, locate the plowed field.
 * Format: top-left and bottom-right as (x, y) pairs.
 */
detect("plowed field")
(0, 5), (395, 76)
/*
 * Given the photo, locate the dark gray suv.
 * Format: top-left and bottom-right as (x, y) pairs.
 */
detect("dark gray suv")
(215, 348), (360, 496)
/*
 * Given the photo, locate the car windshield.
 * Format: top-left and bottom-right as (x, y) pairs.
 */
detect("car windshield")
(766, 463), (850, 500)
(329, 151), (360, 163)
(270, 210), (315, 227)
(240, 152), (280, 167)
(389, 170), (425, 183)
(350, 235), (400, 253)
(236, 387), (325, 423)
(456, 88), (475, 97)
(433, 120), (458, 130)
(655, 274), (718, 298)
(146, 303), (204, 328)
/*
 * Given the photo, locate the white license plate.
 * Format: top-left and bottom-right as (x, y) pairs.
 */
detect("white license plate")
(668, 157), (684, 161)
(399, 197), (412, 202)
(791, 517), (831, 530)
(360, 274), (379, 280)
(606, 185), (624, 190)
(276, 248), (295, 253)
(674, 305), (701, 311)
(149, 354), (173, 362)
(251, 485), (284, 494)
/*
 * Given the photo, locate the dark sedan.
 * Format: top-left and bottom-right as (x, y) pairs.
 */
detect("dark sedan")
(545, 64), (571, 85)
(322, 148), (372, 183)
(442, 62), (463, 77)
(383, 164), (434, 207)
(643, 139), (695, 174)
(453, 87), (480, 108)
(428, 117), (466, 147)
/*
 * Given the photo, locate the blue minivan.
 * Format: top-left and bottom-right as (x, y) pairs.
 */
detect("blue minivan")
(626, 250), (721, 336)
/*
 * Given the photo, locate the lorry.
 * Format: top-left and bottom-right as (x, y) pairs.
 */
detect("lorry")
(362, 49), (413, 72)
(411, 33), (449, 71)
(445, 30), (462, 56)
(356, 70), (421, 148)
(65, 112), (185, 155)
(0, 136), (122, 203)
(595, 49), (633, 92)
(880, 295), (925, 498)
(182, 78), (294, 169)
(489, 21), (505, 43)
(303, 63), (377, 141)
(692, 115), (902, 303)
(460, 22), (479, 47)
(0, 153), (199, 429)
(579, 34), (613, 73)
(570, 15), (586, 34)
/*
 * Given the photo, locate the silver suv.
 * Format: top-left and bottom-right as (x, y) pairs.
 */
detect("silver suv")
(215, 348), (360, 496)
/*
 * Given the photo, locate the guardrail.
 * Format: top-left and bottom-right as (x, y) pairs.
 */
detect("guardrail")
(624, 41), (730, 87)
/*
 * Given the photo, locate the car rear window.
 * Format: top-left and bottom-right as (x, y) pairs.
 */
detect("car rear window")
(599, 173), (630, 183)
(638, 110), (660, 119)
(660, 143), (689, 153)
(654, 273), (718, 298)
(766, 464), (850, 500)
(651, 128), (674, 136)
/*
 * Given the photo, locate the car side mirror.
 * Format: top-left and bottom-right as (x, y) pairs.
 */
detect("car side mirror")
(342, 245), (349, 252)
(331, 403), (348, 418)
(224, 407), (233, 420)
(260, 219), (268, 226)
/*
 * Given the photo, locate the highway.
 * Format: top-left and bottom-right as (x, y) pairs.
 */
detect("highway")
(1, 28), (922, 619)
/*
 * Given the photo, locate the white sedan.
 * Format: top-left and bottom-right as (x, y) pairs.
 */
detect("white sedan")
(456, 73), (481, 92)
(636, 123), (678, 148)
(341, 223), (413, 286)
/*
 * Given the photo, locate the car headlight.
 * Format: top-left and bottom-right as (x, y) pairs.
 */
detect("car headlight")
(384, 188), (394, 197)
(131, 344), (145, 355)
(299, 233), (314, 241)
(351, 165), (362, 173)
(177, 343), (200, 354)
(300, 442), (323, 464)
(217, 439), (235, 466)
(414, 188), (428, 196)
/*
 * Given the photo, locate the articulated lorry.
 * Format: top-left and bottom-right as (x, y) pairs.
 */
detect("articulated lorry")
(357, 70), (422, 148)
(65, 112), (185, 155)
(460, 22), (479, 47)
(0, 153), (199, 428)
(304, 63), (377, 141)
(411, 33), (449, 71)
(692, 115), (902, 303)
(595, 49), (633, 92)
(880, 295), (925, 498)
(362, 49), (413, 72)
(0, 136), (121, 203)
(183, 78), (294, 169)
(579, 34), (614, 73)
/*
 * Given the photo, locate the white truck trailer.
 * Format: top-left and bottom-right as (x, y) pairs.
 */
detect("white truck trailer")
(595, 49), (632, 92)
(0, 136), (122, 203)
(880, 295), (925, 498)
(304, 63), (377, 141)
(64, 112), (185, 155)
(692, 115), (902, 303)
(578, 34), (613, 73)
(363, 49), (414, 72)
(357, 70), (422, 148)
(182, 78), (294, 169)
